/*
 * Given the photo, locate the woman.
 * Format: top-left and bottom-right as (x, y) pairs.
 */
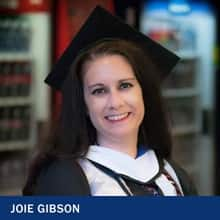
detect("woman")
(23, 6), (197, 196)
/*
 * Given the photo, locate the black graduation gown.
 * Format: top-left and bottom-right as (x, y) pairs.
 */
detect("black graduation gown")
(23, 158), (197, 196)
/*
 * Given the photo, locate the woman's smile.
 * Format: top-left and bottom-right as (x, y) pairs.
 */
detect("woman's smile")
(105, 112), (131, 122)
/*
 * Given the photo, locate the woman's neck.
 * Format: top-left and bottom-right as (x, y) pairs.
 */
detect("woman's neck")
(97, 134), (138, 158)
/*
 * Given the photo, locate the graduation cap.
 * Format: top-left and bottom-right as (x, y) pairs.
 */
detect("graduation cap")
(45, 5), (180, 90)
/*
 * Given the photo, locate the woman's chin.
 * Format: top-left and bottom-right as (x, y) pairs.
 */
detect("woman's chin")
(107, 129), (137, 139)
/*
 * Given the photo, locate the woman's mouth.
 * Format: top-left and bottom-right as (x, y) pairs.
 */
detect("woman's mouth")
(105, 112), (130, 122)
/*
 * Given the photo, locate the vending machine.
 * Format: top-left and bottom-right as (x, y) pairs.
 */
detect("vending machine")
(140, 0), (216, 195)
(0, 0), (52, 194)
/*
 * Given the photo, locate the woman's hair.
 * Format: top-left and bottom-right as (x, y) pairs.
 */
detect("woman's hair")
(23, 39), (172, 194)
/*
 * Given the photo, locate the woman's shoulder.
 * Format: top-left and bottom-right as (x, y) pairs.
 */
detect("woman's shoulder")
(28, 157), (91, 195)
(165, 159), (198, 195)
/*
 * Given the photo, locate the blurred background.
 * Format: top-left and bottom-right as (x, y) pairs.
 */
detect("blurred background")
(0, 0), (219, 195)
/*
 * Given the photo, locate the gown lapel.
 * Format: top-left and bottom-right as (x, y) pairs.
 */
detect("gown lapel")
(85, 145), (168, 195)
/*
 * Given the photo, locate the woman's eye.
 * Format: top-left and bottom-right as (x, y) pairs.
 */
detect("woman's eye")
(91, 88), (106, 95)
(120, 82), (133, 89)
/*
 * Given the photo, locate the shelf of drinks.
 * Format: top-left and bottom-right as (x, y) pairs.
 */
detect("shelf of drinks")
(0, 52), (31, 61)
(0, 140), (34, 152)
(0, 97), (32, 106)
(163, 88), (200, 98)
(163, 60), (198, 90)
(172, 124), (200, 136)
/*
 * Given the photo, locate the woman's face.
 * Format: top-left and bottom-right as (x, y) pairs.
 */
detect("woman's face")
(83, 54), (145, 142)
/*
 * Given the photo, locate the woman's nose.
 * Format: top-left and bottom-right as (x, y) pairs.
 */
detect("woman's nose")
(107, 90), (124, 110)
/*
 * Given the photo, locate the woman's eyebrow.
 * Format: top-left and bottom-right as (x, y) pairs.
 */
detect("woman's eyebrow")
(88, 83), (105, 89)
(119, 78), (136, 82)
(87, 78), (136, 89)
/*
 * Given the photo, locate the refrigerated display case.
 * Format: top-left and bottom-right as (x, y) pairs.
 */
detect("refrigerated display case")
(0, 0), (51, 195)
(140, 0), (216, 195)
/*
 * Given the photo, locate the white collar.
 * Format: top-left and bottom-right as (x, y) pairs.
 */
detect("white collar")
(85, 145), (160, 183)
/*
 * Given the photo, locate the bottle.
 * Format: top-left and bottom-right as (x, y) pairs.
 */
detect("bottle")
(20, 18), (31, 52)
(10, 107), (22, 140)
(20, 106), (30, 140)
(0, 62), (3, 97)
(22, 61), (32, 96)
(10, 61), (19, 97)
(0, 108), (10, 141)
(1, 62), (11, 97)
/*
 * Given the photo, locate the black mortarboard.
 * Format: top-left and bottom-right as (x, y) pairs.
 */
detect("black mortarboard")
(45, 5), (179, 90)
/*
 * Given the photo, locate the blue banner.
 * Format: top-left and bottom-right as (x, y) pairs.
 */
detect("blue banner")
(0, 196), (219, 220)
